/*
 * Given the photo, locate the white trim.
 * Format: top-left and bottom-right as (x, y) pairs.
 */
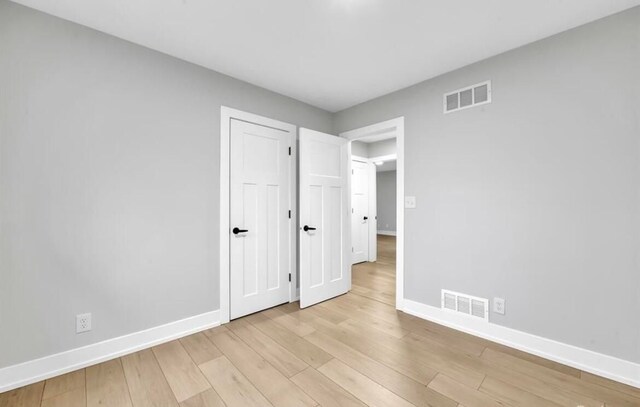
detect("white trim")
(0, 310), (220, 393)
(368, 154), (396, 163)
(220, 107), (297, 324)
(402, 299), (640, 389)
(377, 230), (397, 236)
(351, 154), (368, 162)
(340, 117), (405, 310)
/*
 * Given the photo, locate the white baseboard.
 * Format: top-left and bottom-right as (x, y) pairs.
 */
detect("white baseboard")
(0, 310), (221, 393)
(401, 299), (640, 389)
(377, 230), (396, 236)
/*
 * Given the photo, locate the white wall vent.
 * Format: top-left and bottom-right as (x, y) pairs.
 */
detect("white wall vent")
(443, 81), (491, 113)
(441, 289), (489, 321)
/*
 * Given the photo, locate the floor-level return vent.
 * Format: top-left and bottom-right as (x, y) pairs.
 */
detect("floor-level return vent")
(441, 289), (489, 321)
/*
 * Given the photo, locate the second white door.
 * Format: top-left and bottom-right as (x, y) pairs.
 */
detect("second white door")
(230, 119), (291, 319)
(299, 128), (351, 308)
(351, 159), (370, 264)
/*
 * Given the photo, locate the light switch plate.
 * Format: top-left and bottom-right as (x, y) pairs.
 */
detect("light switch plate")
(493, 298), (505, 315)
(404, 196), (416, 208)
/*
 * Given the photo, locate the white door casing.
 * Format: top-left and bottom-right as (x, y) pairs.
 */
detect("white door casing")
(351, 159), (369, 264)
(299, 128), (351, 308)
(229, 119), (291, 319)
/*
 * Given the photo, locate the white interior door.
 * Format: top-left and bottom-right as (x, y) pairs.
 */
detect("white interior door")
(230, 119), (290, 319)
(368, 163), (377, 262)
(299, 128), (351, 308)
(351, 159), (369, 264)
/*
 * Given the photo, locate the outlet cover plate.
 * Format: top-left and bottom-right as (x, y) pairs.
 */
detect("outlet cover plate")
(76, 313), (92, 333)
(404, 196), (416, 208)
(493, 298), (505, 315)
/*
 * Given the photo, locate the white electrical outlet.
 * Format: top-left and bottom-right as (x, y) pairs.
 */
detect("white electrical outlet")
(404, 196), (416, 208)
(493, 298), (505, 315)
(76, 313), (92, 333)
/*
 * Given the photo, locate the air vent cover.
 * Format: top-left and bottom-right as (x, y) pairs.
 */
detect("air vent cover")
(444, 81), (491, 113)
(441, 289), (489, 321)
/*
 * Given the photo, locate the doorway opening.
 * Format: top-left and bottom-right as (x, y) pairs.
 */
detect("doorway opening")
(341, 117), (405, 310)
(350, 136), (397, 305)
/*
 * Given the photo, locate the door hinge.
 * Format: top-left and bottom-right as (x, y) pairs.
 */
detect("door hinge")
(352, 247), (354, 252)
(288, 210), (291, 219)
(288, 273), (291, 282)
(288, 146), (291, 156)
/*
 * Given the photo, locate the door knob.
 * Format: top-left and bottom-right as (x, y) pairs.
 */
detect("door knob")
(303, 225), (316, 232)
(232, 227), (249, 234)
(363, 216), (368, 220)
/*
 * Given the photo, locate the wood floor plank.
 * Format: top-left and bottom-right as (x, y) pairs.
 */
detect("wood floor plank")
(339, 316), (485, 389)
(152, 340), (211, 403)
(317, 358), (414, 407)
(487, 343), (581, 378)
(207, 330), (317, 407)
(0, 381), (44, 407)
(306, 331), (457, 407)
(481, 348), (640, 407)
(306, 312), (438, 385)
(179, 333), (223, 366)
(305, 302), (350, 325)
(178, 389), (225, 407)
(228, 317), (308, 377)
(250, 314), (334, 368)
(580, 371), (640, 399)
(198, 356), (272, 407)
(40, 387), (86, 407)
(42, 369), (85, 400)
(320, 301), (409, 339)
(479, 376), (561, 407)
(291, 368), (366, 407)
(86, 359), (133, 407)
(483, 365), (604, 407)
(121, 348), (179, 407)
(262, 307), (316, 337)
(427, 374), (503, 407)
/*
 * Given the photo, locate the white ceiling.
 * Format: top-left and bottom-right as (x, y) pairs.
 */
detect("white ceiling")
(11, 0), (640, 112)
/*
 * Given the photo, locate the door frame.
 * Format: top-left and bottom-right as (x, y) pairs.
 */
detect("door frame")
(340, 117), (405, 310)
(219, 106), (297, 324)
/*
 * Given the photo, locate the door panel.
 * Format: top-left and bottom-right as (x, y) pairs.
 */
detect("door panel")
(351, 159), (369, 264)
(230, 119), (290, 319)
(299, 129), (350, 308)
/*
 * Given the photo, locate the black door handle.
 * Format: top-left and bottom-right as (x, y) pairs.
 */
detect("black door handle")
(232, 227), (248, 234)
(363, 216), (368, 220)
(303, 225), (316, 232)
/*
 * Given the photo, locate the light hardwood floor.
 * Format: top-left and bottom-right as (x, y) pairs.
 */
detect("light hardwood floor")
(2, 234), (640, 406)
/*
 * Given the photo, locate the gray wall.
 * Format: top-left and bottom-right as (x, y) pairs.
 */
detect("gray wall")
(351, 141), (369, 157)
(0, 1), (332, 369)
(368, 139), (396, 158)
(350, 139), (396, 158)
(377, 171), (397, 232)
(335, 7), (640, 363)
